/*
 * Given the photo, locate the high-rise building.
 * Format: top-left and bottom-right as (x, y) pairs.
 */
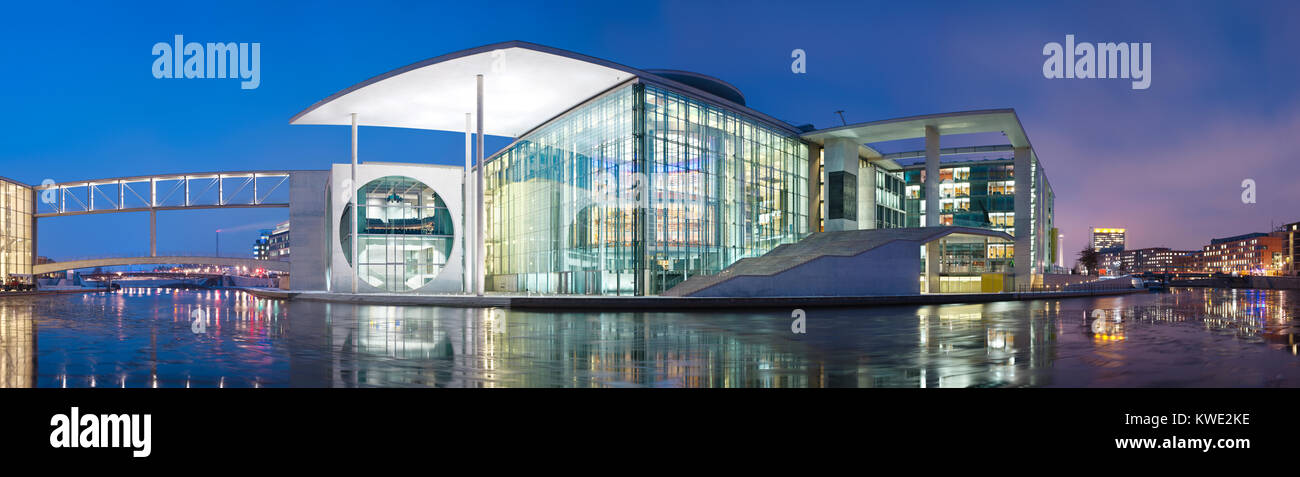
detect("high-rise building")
(1090, 227), (1125, 252)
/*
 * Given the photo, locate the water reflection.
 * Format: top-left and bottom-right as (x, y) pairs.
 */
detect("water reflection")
(0, 288), (1297, 387)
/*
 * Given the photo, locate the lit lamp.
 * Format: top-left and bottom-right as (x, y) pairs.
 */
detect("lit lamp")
(383, 192), (404, 229)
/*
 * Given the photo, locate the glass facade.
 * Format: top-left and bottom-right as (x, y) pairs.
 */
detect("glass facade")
(901, 157), (1055, 281)
(872, 166), (906, 229)
(920, 233), (1014, 293)
(0, 178), (32, 282)
(342, 176), (454, 292)
(485, 82), (809, 295)
(904, 159), (1018, 271)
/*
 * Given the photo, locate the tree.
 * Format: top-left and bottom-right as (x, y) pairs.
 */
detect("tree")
(1078, 248), (1099, 276)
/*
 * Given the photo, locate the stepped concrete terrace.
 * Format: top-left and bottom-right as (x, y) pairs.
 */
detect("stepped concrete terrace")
(663, 226), (1013, 297)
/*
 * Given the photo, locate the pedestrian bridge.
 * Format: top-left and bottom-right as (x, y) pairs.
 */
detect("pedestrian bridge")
(27, 169), (332, 291)
(33, 170), (305, 217)
(34, 256), (289, 275)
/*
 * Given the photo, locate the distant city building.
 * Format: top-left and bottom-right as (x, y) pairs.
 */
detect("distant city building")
(1281, 221), (1298, 276)
(1098, 247), (1196, 275)
(1137, 248), (1197, 274)
(1098, 250), (1122, 275)
(253, 229), (271, 260)
(1173, 251), (1204, 274)
(1196, 232), (1285, 275)
(268, 220), (289, 261)
(1090, 227), (1125, 252)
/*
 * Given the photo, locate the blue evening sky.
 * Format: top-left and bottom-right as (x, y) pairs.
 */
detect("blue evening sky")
(2, 0), (1297, 262)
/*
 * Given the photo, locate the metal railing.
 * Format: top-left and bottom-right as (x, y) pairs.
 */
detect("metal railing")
(33, 170), (298, 217)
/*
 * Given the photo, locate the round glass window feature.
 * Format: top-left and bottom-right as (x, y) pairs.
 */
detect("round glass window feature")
(340, 176), (454, 292)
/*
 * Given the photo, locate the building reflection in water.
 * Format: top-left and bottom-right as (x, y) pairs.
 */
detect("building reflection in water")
(1, 288), (1298, 387)
(899, 301), (1058, 388)
(0, 302), (35, 388)
(320, 304), (818, 388)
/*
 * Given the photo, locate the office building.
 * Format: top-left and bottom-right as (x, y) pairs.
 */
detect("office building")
(1098, 247), (1195, 275)
(1197, 232), (1285, 275)
(267, 220), (289, 261)
(253, 229), (271, 260)
(1090, 227), (1125, 252)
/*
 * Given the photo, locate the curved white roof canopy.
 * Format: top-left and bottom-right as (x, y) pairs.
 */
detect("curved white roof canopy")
(290, 42), (640, 137)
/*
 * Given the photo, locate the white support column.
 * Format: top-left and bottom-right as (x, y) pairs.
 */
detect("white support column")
(925, 125), (940, 227)
(464, 112), (472, 294)
(925, 239), (942, 293)
(1013, 146), (1032, 288)
(475, 74), (485, 296)
(150, 210), (157, 257)
(350, 112), (359, 294)
(858, 161), (876, 229)
(821, 137), (859, 231)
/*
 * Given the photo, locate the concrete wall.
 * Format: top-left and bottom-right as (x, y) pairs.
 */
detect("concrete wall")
(289, 171), (329, 291)
(1043, 273), (1093, 287)
(822, 137), (858, 231)
(689, 240), (919, 297)
(328, 163), (465, 294)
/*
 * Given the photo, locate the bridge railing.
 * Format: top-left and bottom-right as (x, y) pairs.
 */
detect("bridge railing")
(33, 170), (301, 217)
(41, 252), (289, 262)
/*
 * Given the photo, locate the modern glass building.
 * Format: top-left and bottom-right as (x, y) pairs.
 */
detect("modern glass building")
(0, 177), (33, 282)
(291, 41), (1057, 295)
(484, 82), (809, 295)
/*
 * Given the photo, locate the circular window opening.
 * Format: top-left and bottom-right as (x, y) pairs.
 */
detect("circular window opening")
(340, 176), (454, 292)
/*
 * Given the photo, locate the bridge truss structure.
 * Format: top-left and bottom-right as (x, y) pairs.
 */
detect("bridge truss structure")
(33, 171), (298, 218)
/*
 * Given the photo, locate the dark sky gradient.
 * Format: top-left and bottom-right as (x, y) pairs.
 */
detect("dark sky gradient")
(2, 0), (1296, 263)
